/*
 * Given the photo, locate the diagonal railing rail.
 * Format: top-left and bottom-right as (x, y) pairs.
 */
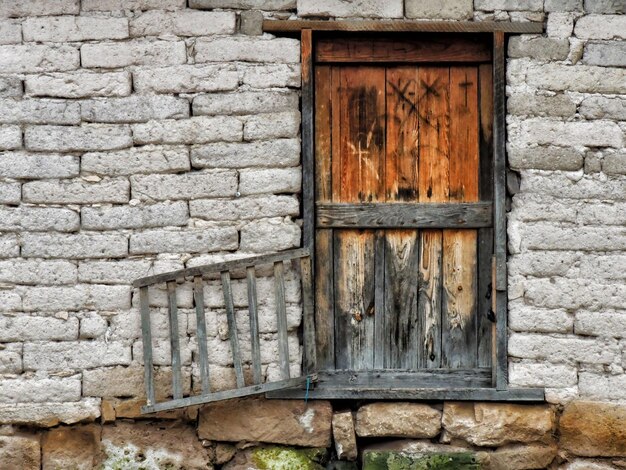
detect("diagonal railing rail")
(133, 248), (316, 413)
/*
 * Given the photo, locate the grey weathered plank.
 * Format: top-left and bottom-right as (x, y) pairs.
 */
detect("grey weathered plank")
(134, 248), (310, 287)
(317, 202), (492, 228)
(417, 231), (443, 368)
(274, 261), (290, 380)
(263, 20), (544, 34)
(373, 231), (385, 369)
(493, 31), (508, 391)
(166, 281), (183, 400)
(383, 231), (420, 369)
(193, 276), (210, 395)
(139, 286), (155, 406)
(302, 28), (315, 254)
(300, 256), (317, 375)
(221, 271), (245, 388)
(246, 267), (262, 385)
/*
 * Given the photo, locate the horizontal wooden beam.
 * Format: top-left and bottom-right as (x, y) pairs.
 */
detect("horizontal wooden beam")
(263, 20), (543, 34)
(316, 202), (492, 229)
(133, 248), (310, 287)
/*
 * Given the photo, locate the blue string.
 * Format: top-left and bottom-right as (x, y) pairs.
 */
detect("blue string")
(305, 375), (311, 403)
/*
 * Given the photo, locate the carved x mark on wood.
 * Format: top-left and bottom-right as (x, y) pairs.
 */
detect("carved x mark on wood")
(387, 79), (417, 116)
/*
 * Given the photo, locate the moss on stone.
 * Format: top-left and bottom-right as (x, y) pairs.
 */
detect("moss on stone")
(252, 446), (326, 470)
(363, 450), (481, 470)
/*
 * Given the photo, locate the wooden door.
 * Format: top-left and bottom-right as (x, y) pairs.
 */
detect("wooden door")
(313, 34), (494, 375)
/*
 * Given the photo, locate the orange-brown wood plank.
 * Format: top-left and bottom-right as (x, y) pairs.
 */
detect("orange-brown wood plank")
(442, 66), (479, 368)
(314, 65), (335, 369)
(316, 36), (492, 63)
(383, 67), (420, 369)
(416, 66), (450, 369)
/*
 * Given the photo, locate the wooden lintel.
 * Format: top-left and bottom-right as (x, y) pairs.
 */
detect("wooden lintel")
(263, 20), (543, 34)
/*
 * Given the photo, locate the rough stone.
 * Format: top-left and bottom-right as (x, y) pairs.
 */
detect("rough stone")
(547, 12), (576, 38)
(508, 146), (583, 171)
(579, 372), (626, 401)
(81, 201), (188, 230)
(507, 94), (576, 118)
(131, 170), (237, 200)
(405, 0), (472, 19)
(190, 195), (299, 221)
(0, 343), (22, 374)
(0, 45), (78, 73)
(242, 64), (301, 88)
(510, 119), (623, 148)
(132, 116), (242, 145)
(83, 365), (191, 398)
(509, 362), (578, 387)
(0, 0), (79, 17)
(0, 99), (81, 125)
(42, 425), (100, 470)
(603, 151), (626, 175)
(475, 0), (542, 10)
(24, 341), (131, 371)
(82, 41), (186, 68)
(0, 125), (21, 150)
(100, 421), (211, 470)
(442, 402), (554, 447)
(21, 285), (130, 311)
(25, 72), (131, 98)
(0, 316), (78, 342)
(195, 37), (300, 63)
(189, 0), (294, 9)
(490, 443), (558, 470)
(25, 124), (132, 152)
(23, 16), (128, 42)
(240, 218), (300, 252)
(0, 76), (22, 97)
(130, 10), (235, 36)
(0, 182), (21, 204)
(332, 411), (358, 460)
(580, 96), (626, 120)
(545, 0), (582, 11)
(191, 139), (300, 168)
(193, 91), (298, 116)
(0, 20), (20, 44)
(23, 178), (129, 204)
(355, 403), (441, 438)
(575, 15), (626, 39)
(224, 446), (327, 470)
(244, 111), (301, 140)
(509, 332), (616, 364)
(134, 65), (239, 93)
(21, 232), (128, 259)
(508, 36), (570, 60)
(81, 95), (189, 123)
(0, 259), (77, 285)
(298, 0), (402, 17)
(240, 10), (264, 35)
(82, 145), (190, 176)
(130, 228), (238, 254)
(561, 401), (626, 456)
(0, 206), (78, 232)
(0, 398), (101, 427)
(584, 41), (626, 67)
(0, 376), (81, 403)
(198, 397), (332, 447)
(0, 152), (79, 179)
(0, 434), (40, 470)
(0, 234), (20, 258)
(239, 167), (301, 195)
(78, 259), (182, 284)
(584, 0), (625, 13)
(82, 0), (186, 10)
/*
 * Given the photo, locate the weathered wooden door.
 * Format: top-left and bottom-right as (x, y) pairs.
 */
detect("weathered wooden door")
(314, 34), (494, 376)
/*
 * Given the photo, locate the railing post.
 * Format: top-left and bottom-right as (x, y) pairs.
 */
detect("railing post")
(139, 286), (155, 406)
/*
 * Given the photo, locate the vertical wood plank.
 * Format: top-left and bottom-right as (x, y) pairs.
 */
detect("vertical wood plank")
(139, 286), (155, 405)
(246, 267), (262, 385)
(193, 276), (210, 394)
(373, 230), (385, 369)
(493, 31), (508, 390)
(301, 29), (315, 252)
(477, 63), (495, 369)
(315, 65), (335, 370)
(417, 66), (449, 368)
(167, 281), (183, 400)
(221, 271), (245, 388)
(274, 261), (291, 379)
(442, 66), (479, 369)
(300, 256), (317, 374)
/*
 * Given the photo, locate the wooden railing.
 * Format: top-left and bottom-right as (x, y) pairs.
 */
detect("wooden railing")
(133, 248), (316, 413)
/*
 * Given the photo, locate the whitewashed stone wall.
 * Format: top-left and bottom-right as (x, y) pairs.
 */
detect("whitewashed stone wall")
(0, 0), (624, 429)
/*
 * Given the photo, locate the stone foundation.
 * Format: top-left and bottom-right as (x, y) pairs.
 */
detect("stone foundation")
(3, 398), (626, 469)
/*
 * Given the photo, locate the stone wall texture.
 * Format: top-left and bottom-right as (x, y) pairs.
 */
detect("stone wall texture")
(0, 0), (624, 468)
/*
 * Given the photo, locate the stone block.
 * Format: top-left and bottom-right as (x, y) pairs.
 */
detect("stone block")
(546, 12), (576, 38)
(0, 99), (80, 125)
(82, 201), (188, 230)
(603, 151), (626, 175)
(0, 152), (79, 179)
(23, 16), (129, 42)
(240, 218), (300, 252)
(0, 376), (81, 403)
(0, 206), (78, 232)
(23, 342), (131, 371)
(79, 313), (108, 339)
(561, 401), (626, 456)
(81, 95), (189, 123)
(579, 372), (626, 401)
(584, 41), (626, 67)
(475, 0), (542, 10)
(0, 20), (24, 45)
(0, 125), (21, 150)
(78, 259), (182, 284)
(81, 41), (186, 68)
(442, 402), (554, 447)
(239, 167), (301, 195)
(193, 91), (298, 116)
(0, 260), (77, 285)
(355, 403), (441, 439)
(332, 411), (357, 460)
(579, 96), (626, 120)
(0, 76), (22, 97)
(520, 171), (626, 201)
(0, 398), (101, 427)
(82, 145), (190, 176)
(196, 37), (300, 63)
(521, 223), (626, 252)
(23, 178), (129, 204)
(508, 146), (583, 171)
(508, 93), (576, 118)
(131, 170), (237, 200)
(132, 116), (242, 145)
(242, 64), (301, 88)
(0, 45), (78, 73)
(509, 332), (617, 364)
(25, 124), (132, 152)
(510, 118), (623, 148)
(0, 181), (20, 204)
(298, 0), (402, 17)
(21, 232), (128, 259)
(405, 0), (473, 19)
(130, 228), (238, 254)
(190, 195), (299, 221)
(83, 365), (190, 398)
(575, 14), (626, 39)
(191, 139), (300, 168)
(545, 0), (582, 10)
(42, 425), (100, 470)
(0, 343), (22, 374)
(526, 276), (625, 309)
(509, 361), (578, 387)
(0, 0), (79, 17)
(240, 10), (264, 35)
(0, 435), (40, 470)
(575, 311), (626, 338)
(362, 450), (481, 469)
(584, 0), (625, 13)
(25, 72), (131, 98)
(134, 64), (239, 93)
(0, 234), (19, 258)
(489, 443), (558, 470)
(0, 290), (21, 311)
(198, 397), (332, 447)
(244, 111), (300, 140)
(189, 0), (294, 8)
(21, 285), (131, 311)
(82, 0), (185, 9)
(100, 421), (211, 469)
(130, 10), (235, 36)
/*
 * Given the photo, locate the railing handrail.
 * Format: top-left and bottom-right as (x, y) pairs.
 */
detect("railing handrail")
(133, 248), (311, 288)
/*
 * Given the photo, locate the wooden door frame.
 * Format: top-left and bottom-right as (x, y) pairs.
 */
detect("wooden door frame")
(294, 27), (542, 401)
